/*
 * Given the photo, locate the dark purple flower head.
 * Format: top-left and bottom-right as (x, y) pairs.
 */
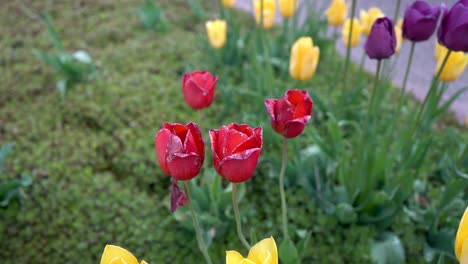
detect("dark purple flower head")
(365, 17), (396, 60)
(402, 1), (443, 42)
(438, 0), (468, 52)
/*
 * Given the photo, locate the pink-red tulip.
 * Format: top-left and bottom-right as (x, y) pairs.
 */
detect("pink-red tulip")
(182, 71), (218, 110)
(155, 122), (205, 212)
(209, 124), (263, 183)
(264, 89), (313, 138)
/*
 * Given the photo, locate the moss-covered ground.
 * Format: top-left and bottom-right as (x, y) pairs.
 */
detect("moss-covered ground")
(0, 0), (466, 263)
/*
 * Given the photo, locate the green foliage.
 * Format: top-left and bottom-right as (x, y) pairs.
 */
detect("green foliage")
(137, 0), (169, 31)
(33, 14), (98, 94)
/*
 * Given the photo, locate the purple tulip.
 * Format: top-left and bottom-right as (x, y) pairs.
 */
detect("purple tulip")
(402, 1), (443, 42)
(438, 0), (468, 52)
(365, 17), (396, 60)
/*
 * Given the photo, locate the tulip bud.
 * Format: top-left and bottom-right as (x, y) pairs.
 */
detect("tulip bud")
(360, 7), (385, 36)
(253, 0), (276, 30)
(402, 1), (443, 42)
(435, 48), (468, 82)
(206, 19), (227, 49)
(438, 0), (468, 52)
(289, 37), (320, 81)
(325, 0), (348, 26)
(209, 124), (263, 183)
(222, 0), (236, 9)
(155, 122), (205, 181)
(364, 17), (396, 60)
(394, 26), (403, 54)
(279, 0), (297, 18)
(455, 207), (468, 263)
(100, 245), (148, 264)
(264, 89), (313, 138)
(342, 18), (361, 48)
(182, 71), (218, 110)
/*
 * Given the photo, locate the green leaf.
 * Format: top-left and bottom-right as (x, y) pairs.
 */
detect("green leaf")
(371, 232), (406, 264)
(279, 237), (298, 264)
(43, 13), (64, 50)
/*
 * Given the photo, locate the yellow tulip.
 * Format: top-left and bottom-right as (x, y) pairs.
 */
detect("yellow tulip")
(206, 19), (227, 49)
(342, 18), (361, 48)
(253, 0), (276, 30)
(325, 0), (348, 26)
(100, 245), (148, 264)
(435, 47), (468, 82)
(226, 237), (278, 264)
(360, 7), (385, 36)
(434, 41), (447, 61)
(455, 207), (468, 263)
(279, 0), (296, 18)
(289, 37), (320, 81)
(394, 26), (402, 54)
(223, 0), (236, 9)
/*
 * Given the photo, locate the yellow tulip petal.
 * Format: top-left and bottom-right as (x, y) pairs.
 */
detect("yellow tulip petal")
(360, 7), (384, 36)
(342, 18), (361, 48)
(223, 0), (236, 8)
(254, 0), (276, 29)
(240, 259), (257, 264)
(456, 208), (468, 261)
(247, 237), (278, 264)
(461, 239), (468, 264)
(326, 0), (348, 26)
(279, 0), (296, 18)
(206, 20), (227, 49)
(394, 26), (402, 54)
(437, 50), (468, 82)
(227, 250), (245, 264)
(140, 261), (148, 264)
(289, 37), (320, 81)
(101, 245), (139, 264)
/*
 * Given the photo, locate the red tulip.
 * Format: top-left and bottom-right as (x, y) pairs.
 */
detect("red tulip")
(182, 71), (218, 109)
(155, 122), (205, 180)
(264, 89), (313, 138)
(209, 124), (263, 183)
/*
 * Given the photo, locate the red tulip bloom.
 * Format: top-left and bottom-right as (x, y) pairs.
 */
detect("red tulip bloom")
(182, 71), (218, 109)
(155, 122), (205, 212)
(155, 122), (205, 180)
(209, 124), (263, 183)
(264, 89), (313, 138)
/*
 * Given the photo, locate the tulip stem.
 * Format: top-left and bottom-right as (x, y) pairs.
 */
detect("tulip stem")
(393, 0), (402, 23)
(279, 137), (289, 239)
(394, 42), (415, 120)
(342, 0), (357, 83)
(184, 181), (213, 264)
(232, 183), (251, 250)
(414, 50), (452, 129)
(368, 59), (382, 115)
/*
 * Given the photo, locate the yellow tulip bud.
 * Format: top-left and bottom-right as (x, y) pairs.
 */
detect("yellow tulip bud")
(206, 19), (227, 49)
(222, 0), (236, 9)
(279, 0), (296, 18)
(435, 48), (468, 82)
(394, 26), (402, 54)
(434, 41), (447, 61)
(226, 237), (278, 264)
(289, 37), (320, 81)
(254, 0), (276, 30)
(100, 245), (147, 264)
(342, 18), (361, 48)
(360, 7), (385, 36)
(455, 207), (468, 263)
(325, 0), (348, 26)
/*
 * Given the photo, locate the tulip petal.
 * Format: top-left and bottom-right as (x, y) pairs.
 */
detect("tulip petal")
(209, 128), (221, 168)
(170, 179), (187, 212)
(218, 148), (261, 182)
(155, 129), (171, 175)
(100, 245), (139, 264)
(264, 99), (278, 122)
(284, 117), (310, 138)
(140, 261), (148, 264)
(456, 207), (468, 260)
(247, 237), (278, 264)
(226, 250), (245, 264)
(461, 239), (468, 264)
(186, 122), (205, 161)
(167, 152), (202, 181)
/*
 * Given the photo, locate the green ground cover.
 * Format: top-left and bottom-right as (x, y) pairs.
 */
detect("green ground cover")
(0, 0), (466, 263)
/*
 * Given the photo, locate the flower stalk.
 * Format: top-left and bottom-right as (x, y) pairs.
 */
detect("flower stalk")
(184, 181), (213, 264)
(342, 0), (357, 82)
(232, 183), (251, 250)
(279, 137), (289, 239)
(368, 59), (382, 114)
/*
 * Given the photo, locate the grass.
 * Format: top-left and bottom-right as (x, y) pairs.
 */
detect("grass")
(0, 0), (466, 263)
